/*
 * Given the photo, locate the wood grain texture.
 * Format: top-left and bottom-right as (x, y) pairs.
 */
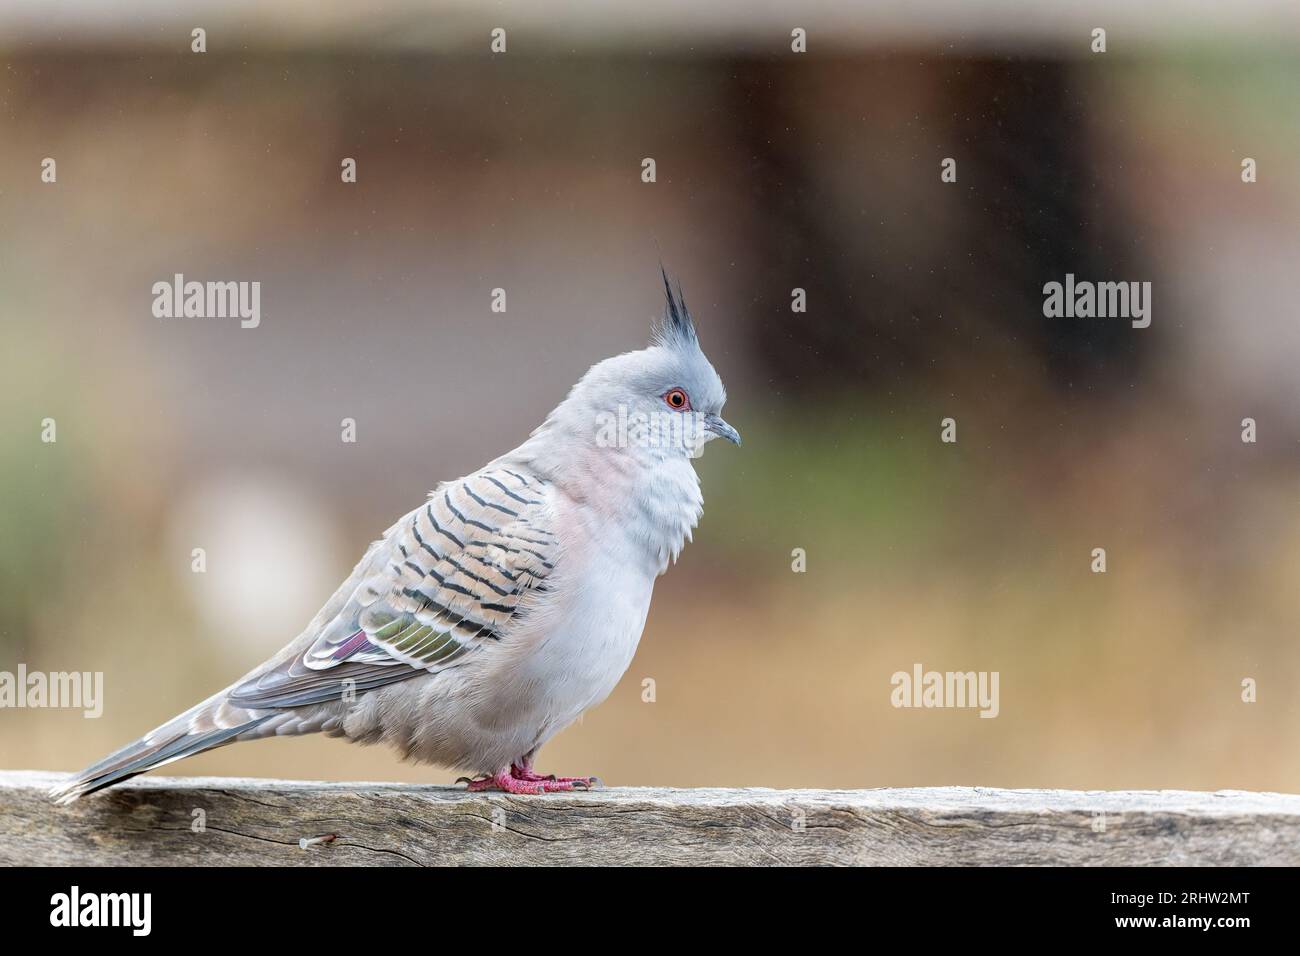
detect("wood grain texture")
(5, 770), (1299, 866)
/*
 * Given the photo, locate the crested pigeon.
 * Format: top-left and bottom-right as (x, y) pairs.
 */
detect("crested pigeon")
(52, 271), (739, 801)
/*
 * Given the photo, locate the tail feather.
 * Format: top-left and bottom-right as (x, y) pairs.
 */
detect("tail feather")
(50, 712), (271, 804)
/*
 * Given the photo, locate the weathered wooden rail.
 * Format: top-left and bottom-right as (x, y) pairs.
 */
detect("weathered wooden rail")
(4, 770), (1298, 865)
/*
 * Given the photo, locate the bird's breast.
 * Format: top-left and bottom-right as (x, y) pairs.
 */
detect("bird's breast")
(483, 502), (657, 740)
(463, 458), (699, 756)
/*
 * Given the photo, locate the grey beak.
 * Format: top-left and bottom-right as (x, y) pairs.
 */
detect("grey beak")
(705, 414), (742, 446)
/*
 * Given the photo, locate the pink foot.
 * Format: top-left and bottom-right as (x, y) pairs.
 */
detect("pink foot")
(510, 762), (600, 787)
(457, 765), (601, 794)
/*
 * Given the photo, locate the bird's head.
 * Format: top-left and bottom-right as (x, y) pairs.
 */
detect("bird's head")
(559, 269), (740, 461)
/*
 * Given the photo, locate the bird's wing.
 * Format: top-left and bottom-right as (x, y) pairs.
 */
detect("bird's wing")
(227, 466), (558, 710)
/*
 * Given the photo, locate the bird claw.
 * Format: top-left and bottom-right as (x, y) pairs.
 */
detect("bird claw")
(458, 768), (603, 794)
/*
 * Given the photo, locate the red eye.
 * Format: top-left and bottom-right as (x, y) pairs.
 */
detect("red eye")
(664, 388), (690, 410)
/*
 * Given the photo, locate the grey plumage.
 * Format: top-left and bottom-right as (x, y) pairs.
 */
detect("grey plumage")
(52, 270), (739, 802)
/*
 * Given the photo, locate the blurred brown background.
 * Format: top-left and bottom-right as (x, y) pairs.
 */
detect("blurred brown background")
(2, 3), (1299, 792)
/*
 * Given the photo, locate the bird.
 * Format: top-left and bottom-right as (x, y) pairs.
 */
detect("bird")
(52, 269), (740, 802)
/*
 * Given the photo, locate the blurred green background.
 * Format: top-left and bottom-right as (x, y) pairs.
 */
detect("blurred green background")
(2, 3), (1299, 792)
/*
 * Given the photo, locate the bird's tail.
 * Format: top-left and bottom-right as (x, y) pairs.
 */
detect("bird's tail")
(49, 695), (272, 804)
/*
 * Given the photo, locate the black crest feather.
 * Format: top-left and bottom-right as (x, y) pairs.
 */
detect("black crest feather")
(654, 265), (698, 348)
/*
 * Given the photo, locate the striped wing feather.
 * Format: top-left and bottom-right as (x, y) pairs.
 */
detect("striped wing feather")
(227, 467), (556, 710)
